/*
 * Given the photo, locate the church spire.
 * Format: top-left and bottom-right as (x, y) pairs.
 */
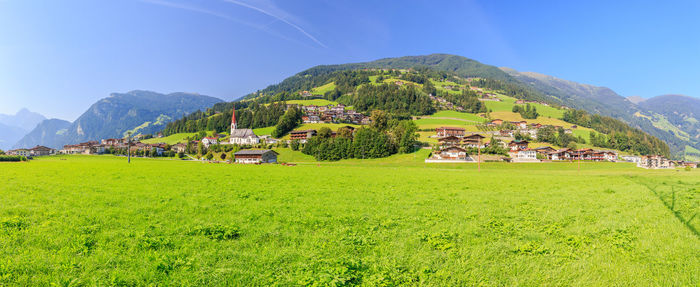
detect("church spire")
(230, 105), (237, 133)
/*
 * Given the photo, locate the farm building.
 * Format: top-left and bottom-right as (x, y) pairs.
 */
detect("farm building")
(508, 140), (529, 151)
(29, 145), (56, 156)
(101, 138), (124, 145)
(426, 146), (473, 162)
(462, 134), (486, 148)
(508, 149), (538, 162)
(7, 149), (31, 157)
(499, 130), (514, 137)
(533, 146), (556, 154)
(489, 119), (504, 126)
(172, 143), (187, 153)
(546, 149), (572, 161)
(436, 126), (466, 138)
(510, 121), (528, 129)
(201, 137), (219, 147)
(290, 129), (317, 143)
(234, 149), (279, 164)
(437, 136), (461, 147)
(637, 155), (674, 169)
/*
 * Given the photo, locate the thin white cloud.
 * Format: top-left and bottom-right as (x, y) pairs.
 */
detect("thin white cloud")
(139, 0), (311, 47)
(223, 0), (327, 48)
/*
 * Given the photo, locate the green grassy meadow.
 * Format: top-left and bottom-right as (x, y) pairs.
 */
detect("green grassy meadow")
(142, 133), (198, 145)
(310, 82), (337, 95)
(0, 155), (698, 285)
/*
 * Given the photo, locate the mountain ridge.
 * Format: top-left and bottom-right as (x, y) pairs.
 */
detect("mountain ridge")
(14, 91), (223, 149)
(0, 108), (47, 150)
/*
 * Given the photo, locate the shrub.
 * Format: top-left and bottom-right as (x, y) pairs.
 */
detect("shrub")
(0, 155), (27, 162)
(188, 225), (241, 240)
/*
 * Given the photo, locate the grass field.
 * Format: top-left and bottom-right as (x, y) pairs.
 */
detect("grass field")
(414, 118), (479, 130)
(428, 110), (488, 123)
(310, 82), (337, 95)
(142, 132), (201, 145)
(0, 155), (698, 285)
(252, 126), (275, 136)
(485, 94), (565, 119)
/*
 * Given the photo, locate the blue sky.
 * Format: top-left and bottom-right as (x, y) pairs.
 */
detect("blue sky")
(1, 0), (698, 120)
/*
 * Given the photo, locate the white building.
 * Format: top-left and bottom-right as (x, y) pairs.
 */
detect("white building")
(508, 149), (538, 162)
(228, 106), (260, 145)
(201, 137), (219, 147)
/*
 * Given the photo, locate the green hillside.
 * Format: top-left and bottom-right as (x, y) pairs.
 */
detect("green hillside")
(161, 55), (670, 158)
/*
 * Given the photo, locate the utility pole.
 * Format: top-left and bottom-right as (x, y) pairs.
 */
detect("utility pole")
(578, 157), (580, 172)
(127, 132), (132, 164)
(477, 137), (481, 172)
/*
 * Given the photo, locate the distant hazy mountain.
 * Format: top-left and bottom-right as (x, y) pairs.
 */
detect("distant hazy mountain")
(0, 108), (46, 131)
(12, 119), (71, 150)
(636, 95), (700, 160)
(626, 96), (646, 104)
(0, 122), (27, 151)
(0, 108), (47, 150)
(501, 67), (698, 159)
(14, 90), (223, 149)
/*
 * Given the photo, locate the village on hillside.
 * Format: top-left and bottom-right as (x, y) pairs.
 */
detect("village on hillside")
(4, 68), (695, 168)
(7, 101), (697, 170)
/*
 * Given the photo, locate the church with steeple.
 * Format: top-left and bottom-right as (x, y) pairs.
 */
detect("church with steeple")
(229, 105), (260, 145)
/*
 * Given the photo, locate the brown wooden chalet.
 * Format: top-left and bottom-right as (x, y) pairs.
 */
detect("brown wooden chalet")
(436, 126), (466, 138)
(437, 135), (461, 147)
(462, 134), (486, 148)
(508, 140), (529, 150)
(290, 129), (317, 141)
(234, 149), (279, 164)
(533, 146), (556, 154)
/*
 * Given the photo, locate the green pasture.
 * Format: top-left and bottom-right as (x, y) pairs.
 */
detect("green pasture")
(428, 110), (488, 123)
(484, 94), (564, 119)
(310, 82), (336, 95)
(142, 132), (201, 145)
(0, 155), (697, 285)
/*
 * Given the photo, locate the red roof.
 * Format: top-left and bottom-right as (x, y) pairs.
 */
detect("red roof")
(231, 105), (236, 125)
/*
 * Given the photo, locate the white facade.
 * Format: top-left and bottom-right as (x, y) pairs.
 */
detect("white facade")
(201, 137), (218, 147)
(509, 149), (538, 162)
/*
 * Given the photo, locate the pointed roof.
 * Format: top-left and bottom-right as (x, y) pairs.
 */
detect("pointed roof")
(231, 105), (236, 125)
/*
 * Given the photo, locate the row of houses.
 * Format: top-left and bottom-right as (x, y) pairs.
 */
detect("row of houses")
(6, 145), (57, 157)
(624, 155), (697, 169)
(61, 139), (168, 155)
(430, 127), (621, 163)
(486, 120), (575, 140)
(298, 104), (370, 125)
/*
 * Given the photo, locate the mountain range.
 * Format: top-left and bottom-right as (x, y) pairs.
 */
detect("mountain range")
(7, 54), (698, 160)
(0, 108), (46, 150)
(501, 67), (699, 159)
(13, 91), (222, 149)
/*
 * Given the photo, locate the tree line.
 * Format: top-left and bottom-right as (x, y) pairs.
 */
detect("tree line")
(470, 78), (558, 105)
(162, 102), (286, 136)
(351, 83), (435, 116)
(301, 111), (419, 161)
(530, 125), (586, 150)
(562, 109), (670, 156)
(512, 104), (539, 119)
